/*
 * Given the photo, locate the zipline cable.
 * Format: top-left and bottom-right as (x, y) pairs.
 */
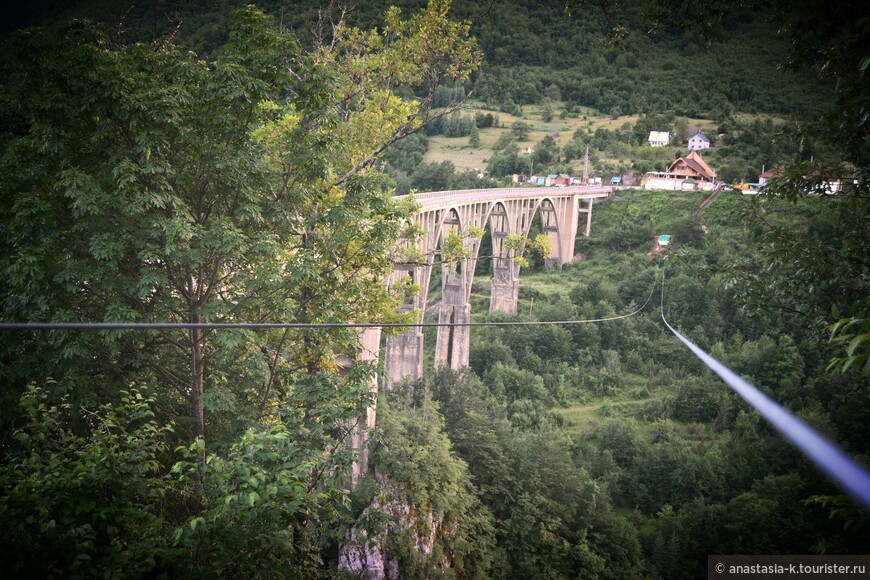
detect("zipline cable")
(660, 266), (870, 511)
(4, 266), (869, 508)
(0, 274), (659, 331)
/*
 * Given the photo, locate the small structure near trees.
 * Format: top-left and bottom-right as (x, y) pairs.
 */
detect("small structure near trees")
(687, 132), (710, 150)
(648, 131), (670, 147)
(643, 151), (717, 191)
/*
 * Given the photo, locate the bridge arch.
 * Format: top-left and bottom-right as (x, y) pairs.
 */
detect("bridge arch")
(529, 196), (566, 270)
(433, 206), (464, 247)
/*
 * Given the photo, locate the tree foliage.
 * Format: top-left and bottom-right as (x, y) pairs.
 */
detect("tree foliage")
(0, 1), (481, 574)
(0, 384), (177, 577)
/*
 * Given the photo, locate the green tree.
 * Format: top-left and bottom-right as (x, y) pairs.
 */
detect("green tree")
(370, 390), (499, 578)
(422, 368), (514, 508)
(545, 83), (561, 101)
(499, 432), (642, 578)
(448, 169), (494, 190)
(411, 160), (457, 191)
(511, 120), (532, 140)
(0, 1), (481, 574)
(469, 125), (481, 147)
(533, 134), (560, 166)
(600, 417), (645, 468)
(1, 1), (480, 441)
(382, 132), (429, 174)
(668, 377), (726, 423)
(475, 111), (496, 128)
(541, 101), (555, 122)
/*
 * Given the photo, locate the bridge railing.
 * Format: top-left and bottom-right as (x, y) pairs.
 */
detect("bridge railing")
(395, 186), (613, 207)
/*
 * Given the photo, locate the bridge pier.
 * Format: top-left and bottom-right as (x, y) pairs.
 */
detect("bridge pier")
(385, 329), (424, 383)
(488, 210), (521, 314)
(345, 327), (381, 485)
(490, 265), (519, 314)
(434, 279), (471, 369)
(557, 195), (581, 265)
(579, 197), (594, 239)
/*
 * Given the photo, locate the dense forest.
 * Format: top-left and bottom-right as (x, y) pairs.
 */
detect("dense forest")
(1, 0), (868, 578)
(0, 0), (841, 185)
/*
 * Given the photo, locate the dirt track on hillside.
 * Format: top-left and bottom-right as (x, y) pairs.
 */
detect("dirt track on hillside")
(692, 190), (721, 218)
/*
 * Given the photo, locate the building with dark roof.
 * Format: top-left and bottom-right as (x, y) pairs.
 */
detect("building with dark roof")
(688, 132), (710, 151)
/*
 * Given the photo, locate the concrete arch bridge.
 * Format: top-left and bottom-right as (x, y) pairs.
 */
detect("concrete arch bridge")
(348, 185), (610, 480)
(367, 185), (612, 384)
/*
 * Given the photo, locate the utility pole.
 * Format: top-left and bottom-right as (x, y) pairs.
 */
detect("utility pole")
(583, 145), (589, 184)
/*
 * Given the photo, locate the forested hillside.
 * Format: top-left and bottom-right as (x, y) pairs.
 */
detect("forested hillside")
(2, 0), (828, 118)
(415, 189), (870, 576)
(1, 0), (836, 186)
(1, 0), (868, 577)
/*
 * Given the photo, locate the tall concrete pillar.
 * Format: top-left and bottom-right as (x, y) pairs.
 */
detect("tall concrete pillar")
(488, 212), (520, 314)
(434, 279), (471, 369)
(490, 265), (519, 314)
(384, 260), (432, 386)
(557, 195), (581, 265)
(346, 327), (382, 486)
(539, 199), (563, 270)
(384, 329), (424, 384)
(582, 197), (594, 238)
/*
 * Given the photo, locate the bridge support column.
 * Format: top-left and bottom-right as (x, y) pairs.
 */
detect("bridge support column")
(346, 327), (381, 485)
(580, 197), (594, 238)
(490, 265), (519, 314)
(557, 195), (581, 265)
(385, 329), (424, 384)
(434, 280), (471, 369)
(488, 207), (520, 314)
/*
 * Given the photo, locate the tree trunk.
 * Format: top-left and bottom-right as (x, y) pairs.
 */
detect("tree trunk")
(186, 275), (208, 513)
(190, 323), (205, 441)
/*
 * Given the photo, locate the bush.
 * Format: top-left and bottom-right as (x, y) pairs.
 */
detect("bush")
(0, 384), (178, 577)
(668, 377), (725, 423)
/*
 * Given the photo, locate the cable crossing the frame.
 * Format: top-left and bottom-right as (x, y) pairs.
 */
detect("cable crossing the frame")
(0, 273), (659, 331)
(660, 267), (870, 511)
(4, 267), (868, 509)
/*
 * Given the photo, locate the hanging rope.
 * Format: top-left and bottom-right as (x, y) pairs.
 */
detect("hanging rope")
(0, 273), (658, 331)
(3, 266), (868, 507)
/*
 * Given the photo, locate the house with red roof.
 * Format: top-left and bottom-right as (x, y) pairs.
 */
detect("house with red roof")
(759, 168), (781, 186)
(667, 150), (717, 184)
(642, 151), (718, 191)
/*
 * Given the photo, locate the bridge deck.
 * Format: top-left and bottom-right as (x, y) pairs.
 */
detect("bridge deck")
(397, 186), (613, 210)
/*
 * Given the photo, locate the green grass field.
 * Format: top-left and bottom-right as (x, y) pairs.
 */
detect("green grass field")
(422, 100), (721, 176)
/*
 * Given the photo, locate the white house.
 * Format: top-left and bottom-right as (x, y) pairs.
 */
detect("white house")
(687, 132), (710, 150)
(648, 131), (670, 147)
